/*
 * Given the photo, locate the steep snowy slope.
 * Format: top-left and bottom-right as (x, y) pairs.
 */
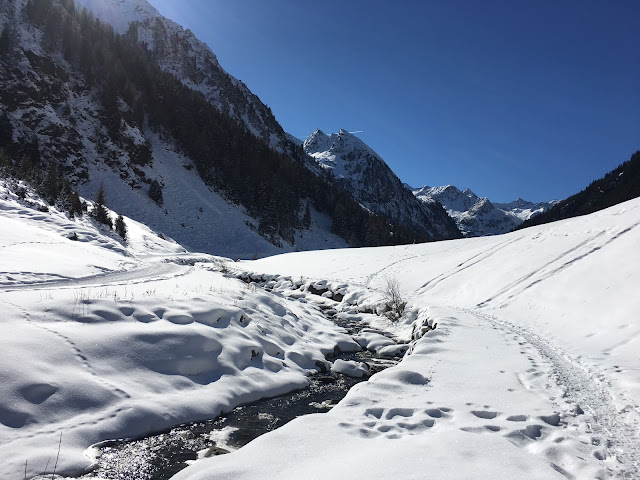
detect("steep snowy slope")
(179, 197), (640, 480)
(414, 184), (556, 236)
(304, 129), (461, 240)
(71, 132), (347, 259)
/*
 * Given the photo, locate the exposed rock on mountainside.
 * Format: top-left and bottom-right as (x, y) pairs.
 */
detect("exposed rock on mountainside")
(304, 129), (461, 241)
(75, 0), (295, 154)
(413, 185), (556, 237)
(0, 0), (444, 256)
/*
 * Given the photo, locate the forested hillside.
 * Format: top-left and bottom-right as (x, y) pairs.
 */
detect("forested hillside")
(0, 0), (453, 253)
(517, 150), (640, 230)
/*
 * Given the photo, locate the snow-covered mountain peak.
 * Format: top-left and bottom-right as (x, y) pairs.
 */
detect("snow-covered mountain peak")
(304, 129), (373, 160)
(414, 185), (557, 237)
(303, 129), (331, 154)
(303, 131), (461, 241)
(415, 185), (479, 213)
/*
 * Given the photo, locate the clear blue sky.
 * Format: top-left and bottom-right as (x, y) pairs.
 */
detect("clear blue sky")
(147, 0), (639, 203)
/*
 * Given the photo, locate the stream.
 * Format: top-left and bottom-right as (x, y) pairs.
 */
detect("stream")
(74, 276), (407, 480)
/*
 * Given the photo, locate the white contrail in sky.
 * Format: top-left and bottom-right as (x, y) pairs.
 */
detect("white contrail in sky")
(349, 130), (363, 134)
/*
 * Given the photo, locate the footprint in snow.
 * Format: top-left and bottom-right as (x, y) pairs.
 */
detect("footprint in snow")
(343, 406), (453, 439)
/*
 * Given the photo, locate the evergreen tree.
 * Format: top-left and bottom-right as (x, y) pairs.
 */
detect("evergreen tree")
(148, 179), (163, 205)
(41, 161), (60, 204)
(93, 184), (112, 227)
(68, 190), (83, 218)
(0, 26), (11, 56)
(114, 214), (127, 240)
(0, 112), (13, 148)
(303, 203), (311, 229)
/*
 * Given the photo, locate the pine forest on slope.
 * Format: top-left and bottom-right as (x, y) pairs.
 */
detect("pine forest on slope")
(517, 150), (640, 230)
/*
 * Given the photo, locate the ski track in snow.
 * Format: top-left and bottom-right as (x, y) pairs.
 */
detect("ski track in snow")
(478, 222), (640, 308)
(417, 235), (525, 293)
(0, 261), (192, 292)
(471, 309), (640, 478)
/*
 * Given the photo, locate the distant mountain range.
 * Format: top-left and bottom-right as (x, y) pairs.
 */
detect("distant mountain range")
(1, 0), (638, 254)
(412, 185), (557, 237)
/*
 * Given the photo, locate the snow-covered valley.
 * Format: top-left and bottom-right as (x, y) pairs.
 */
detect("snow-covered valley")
(2, 0), (638, 478)
(1, 179), (639, 479)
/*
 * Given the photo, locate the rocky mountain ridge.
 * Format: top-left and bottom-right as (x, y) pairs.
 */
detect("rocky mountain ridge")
(304, 129), (461, 241)
(413, 185), (557, 237)
(75, 0), (296, 155)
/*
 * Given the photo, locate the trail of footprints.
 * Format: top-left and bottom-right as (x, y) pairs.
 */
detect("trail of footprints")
(339, 406), (453, 439)
(460, 408), (561, 443)
(339, 404), (563, 444)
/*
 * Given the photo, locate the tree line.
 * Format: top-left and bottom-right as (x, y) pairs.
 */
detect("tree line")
(516, 150), (640, 230)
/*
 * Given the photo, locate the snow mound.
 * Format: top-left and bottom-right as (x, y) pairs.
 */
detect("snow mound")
(331, 359), (370, 378)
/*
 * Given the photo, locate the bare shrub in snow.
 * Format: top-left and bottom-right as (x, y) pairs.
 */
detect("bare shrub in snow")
(384, 276), (406, 321)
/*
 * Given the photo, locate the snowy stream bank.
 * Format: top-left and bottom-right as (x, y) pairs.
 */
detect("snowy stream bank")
(70, 273), (413, 480)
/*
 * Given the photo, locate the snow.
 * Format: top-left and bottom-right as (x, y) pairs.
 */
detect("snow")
(331, 359), (370, 378)
(75, 0), (162, 34)
(2, 176), (639, 479)
(0, 180), (357, 478)
(75, 0), (293, 154)
(303, 129), (461, 240)
(72, 132), (347, 259)
(175, 197), (640, 480)
(304, 128), (377, 182)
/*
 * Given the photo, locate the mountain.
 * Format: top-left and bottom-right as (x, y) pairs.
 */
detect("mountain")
(413, 185), (556, 237)
(74, 0), (296, 155)
(517, 149), (640, 230)
(493, 197), (559, 222)
(0, 0), (441, 257)
(304, 129), (461, 241)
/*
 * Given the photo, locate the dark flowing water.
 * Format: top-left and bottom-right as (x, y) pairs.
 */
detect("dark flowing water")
(78, 350), (397, 480)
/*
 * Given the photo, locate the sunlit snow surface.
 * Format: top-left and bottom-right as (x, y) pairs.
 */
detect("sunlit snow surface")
(0, 181), (356, 478)
(175, 199), (640, 479)
(1, 180), (639, 479)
